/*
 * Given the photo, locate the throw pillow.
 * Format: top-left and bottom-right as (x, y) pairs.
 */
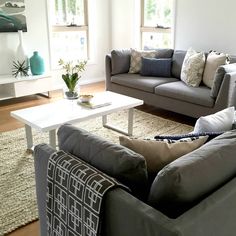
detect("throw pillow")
(202, 51), (227, 88)
(129, 48), (157, 74)
(180, 48), (206, 87)
(111, 49), (131, 75)
(193, 107), (235, 133)
(140, 57), (172, 77)
(154, 131), (223, 142)
(119, 136), (208, 173)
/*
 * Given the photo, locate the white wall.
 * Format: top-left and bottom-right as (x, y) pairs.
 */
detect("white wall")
(110, 0), (140, 49)
(175, 0), (236, 54)
(0, 0), (111, 86)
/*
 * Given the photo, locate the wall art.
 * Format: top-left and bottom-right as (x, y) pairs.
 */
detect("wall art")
(0, 0), (27, 32)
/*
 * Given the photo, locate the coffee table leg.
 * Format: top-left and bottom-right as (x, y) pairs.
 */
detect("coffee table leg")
(25, 124), (33, 150)
(127, 108), (134, 136)
(102, 108), (134, 136)
(49, 130), (56, 149)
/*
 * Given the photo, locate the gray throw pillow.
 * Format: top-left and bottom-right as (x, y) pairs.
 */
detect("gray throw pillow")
(57, 124), (148, 199)
(140, 57), (172, 77)
(111, 49), (131, 75)
(148, 130), (236, 218)
(171, 50), (186, 79)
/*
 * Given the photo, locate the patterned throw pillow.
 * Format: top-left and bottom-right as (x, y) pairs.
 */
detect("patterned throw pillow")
(180, 48), (206, 87)
(129, 48), (157, 74)
(202, 51), (227, 88)
(119, 136), (208, 173)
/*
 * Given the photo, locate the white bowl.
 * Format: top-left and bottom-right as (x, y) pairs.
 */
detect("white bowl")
(79, 94), (93, 103)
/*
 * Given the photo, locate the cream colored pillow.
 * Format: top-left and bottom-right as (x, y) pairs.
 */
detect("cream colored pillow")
(129, 48), (157, 74)
(181, 48), (206, 87)
(202, 51), (226, 88)
(119, 136), (208, 173)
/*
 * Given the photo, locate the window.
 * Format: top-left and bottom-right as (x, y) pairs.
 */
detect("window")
(49, 0), (88, 68)
(141, 0), (175, 49)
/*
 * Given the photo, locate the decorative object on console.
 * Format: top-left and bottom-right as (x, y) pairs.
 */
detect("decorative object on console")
(119, 135), (208, 173)
(29, 51), (45, 75)
(202, 51), (227, 88)
(12, 60), (29, 77)
(193, 106), (235, 133)
(58, 59), (87, 99)
(180, 47), (206, 87)
(15, 30), (28, 67)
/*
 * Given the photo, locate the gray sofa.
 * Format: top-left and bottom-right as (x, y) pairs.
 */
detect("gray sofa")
(106, 49), (236, 118)
(34, 124), (236, 236)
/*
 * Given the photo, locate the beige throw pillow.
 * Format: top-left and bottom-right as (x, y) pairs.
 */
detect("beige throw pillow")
(202, 51), (226, 88)
(181, 48), (206, 87)
(129, 48), (157, 74)
(119, 136), (208, 173)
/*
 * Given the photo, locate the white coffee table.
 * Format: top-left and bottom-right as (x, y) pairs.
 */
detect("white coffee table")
(11, 91), (143, 150)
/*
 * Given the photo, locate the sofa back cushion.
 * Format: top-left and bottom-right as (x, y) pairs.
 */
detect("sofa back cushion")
(171, 50), (187, 79)
(57, 124), (149, 199)
(111, 49), (131, 75)
(148, 130), (236, 218)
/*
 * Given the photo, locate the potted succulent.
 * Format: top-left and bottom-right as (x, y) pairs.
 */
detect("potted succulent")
(59, 59), (87, 99)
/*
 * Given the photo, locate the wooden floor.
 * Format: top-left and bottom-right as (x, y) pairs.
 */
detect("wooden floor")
(0, 81), (195, 236)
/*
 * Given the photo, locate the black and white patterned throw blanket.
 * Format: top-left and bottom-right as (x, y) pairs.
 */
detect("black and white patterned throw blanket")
(46, 150), (127, 236)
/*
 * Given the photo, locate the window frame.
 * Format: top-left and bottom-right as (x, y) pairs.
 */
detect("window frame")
(48, 0), (89, 69)
(140, 0), (175, 49)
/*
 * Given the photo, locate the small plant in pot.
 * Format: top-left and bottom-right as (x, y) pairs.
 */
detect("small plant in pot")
(59, 59), (87, 99)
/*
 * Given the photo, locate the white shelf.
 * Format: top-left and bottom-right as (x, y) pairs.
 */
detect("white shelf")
(0, 74), (53, 100)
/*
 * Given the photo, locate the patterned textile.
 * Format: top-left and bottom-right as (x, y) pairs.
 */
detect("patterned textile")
(181, 48), (206, 87)
(47, 150), (127, 236)
(129, 48), (157, 73)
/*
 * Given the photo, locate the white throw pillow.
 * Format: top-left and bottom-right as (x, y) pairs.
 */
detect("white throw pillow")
(181, 48), (206, 87)
(193, 107), (235, 133)
(119, 136), (208, 173)
(202, 51), (227, 88)
(129, 48), (157, 74)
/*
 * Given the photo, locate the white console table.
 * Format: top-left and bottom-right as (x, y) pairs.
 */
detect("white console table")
(0, 74), (53, 100)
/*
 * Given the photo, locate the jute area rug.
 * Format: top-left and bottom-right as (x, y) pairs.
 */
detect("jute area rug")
(0, 109), (193, 235)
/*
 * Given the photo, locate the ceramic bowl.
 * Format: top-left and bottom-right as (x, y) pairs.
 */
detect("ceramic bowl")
(79, 94), (94, 103)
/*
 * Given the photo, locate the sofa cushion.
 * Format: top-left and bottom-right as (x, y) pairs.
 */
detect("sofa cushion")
(148, 130), (236, 218)
(211, 63), (236, 98)
(193, 107), (235, 133)
(140, 57), (172, 77)
(57, 124), (149, 199)
(129, 49), (157, 73)
(111, 49), (131, 75)
(119, 136), (208, 174)
(155, 81), (214, 107)
(171, 50), (186, 79)
(202, 51), (226, 88)
(111, 74), (178, 93)
(180, 48), (206, 87)
(154, 48), (174, 58)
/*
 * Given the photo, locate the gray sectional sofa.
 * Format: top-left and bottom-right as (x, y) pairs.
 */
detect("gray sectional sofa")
(106, 49), (236, 118)
(34, 124), (236, 236)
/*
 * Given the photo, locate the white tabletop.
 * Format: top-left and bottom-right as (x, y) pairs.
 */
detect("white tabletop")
(11, 91), (143, 132)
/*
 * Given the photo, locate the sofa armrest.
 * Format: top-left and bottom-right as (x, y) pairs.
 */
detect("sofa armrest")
(175, 177), (236, 236)
(103, 188), (178, 236)
(105, 54), (112, 91)
(215, 71), (236, 109)
(33, 144), (56, 236)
